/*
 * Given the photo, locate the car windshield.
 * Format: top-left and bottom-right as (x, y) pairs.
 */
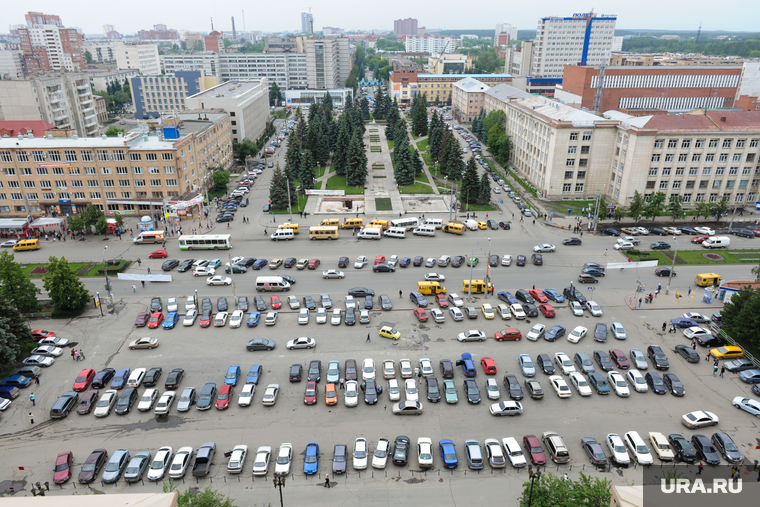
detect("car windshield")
(375, 449), (386, 458)
(724, 441), (738, 452)
(97, 398), (111, 407)
(653, 378), (664, 386)
(105, 461), (119, 472)
(355, 450), (366, 459)
(55, 462), (68, 471)
(637, 445), (649, 453)
(277, 455), (289, 464)
(305, 454), (317, 463)
(82, 463), (95, 472)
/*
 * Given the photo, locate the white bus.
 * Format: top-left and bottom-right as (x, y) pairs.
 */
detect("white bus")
(177, 234), (232, 250)
(390, 217), (419, 230)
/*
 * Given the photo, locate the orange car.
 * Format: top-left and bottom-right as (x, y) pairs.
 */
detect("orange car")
(325, 383), (338, 406)
(147, 311), (164, 329)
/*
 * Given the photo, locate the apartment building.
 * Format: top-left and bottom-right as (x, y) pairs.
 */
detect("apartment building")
(452, 78), (489, 122)
(404, 36), (459, 54)
(394, 19), (419, 37)
(95, 96), (108, 124)
(17, 11), (85, 73)
(0, 73), (99, 137)
(113, 41), (160, 75)
(138, 25), (179, 42)
(504, 41), (533, 77)
(203, 32), (225, 54)
(495, 23), (518, 47)
(301, 12), (314, 34)
(0, 112), (233, 218)
(0, 48), (26, 79)
(130, 72), (219, 119)
(89, 69), (140, 93)
(389, 70), (512, 105)
(304, 37), (351, 89)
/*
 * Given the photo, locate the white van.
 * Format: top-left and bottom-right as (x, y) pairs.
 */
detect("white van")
(383, 227), (406, 239)
(270, 229), (295, 241)
(357, 227), (382, 240)
(464, 219), (479, 231)
(412, 226), (436, 237)
(423, 218), (443, 229)
(702, 236), (730, 249)
(133, 231), (165, 244)
(255, 276), (291, 292)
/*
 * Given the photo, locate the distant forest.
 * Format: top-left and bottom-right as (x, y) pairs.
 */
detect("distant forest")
(622, 37), (760, 58)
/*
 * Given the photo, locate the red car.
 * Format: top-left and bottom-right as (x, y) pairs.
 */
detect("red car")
(149, 249), (168, 259)
(435, 294), (449, 308)
(200, 310), (213, 328)
(53, 451), (73, 484)
(529, 289), (549, 303)
(304, 380), (317, 405)
(134, 312), (150, 327)
(539, 304), (555, 318)
(494, 328), (522, 341)
(691, 235), (710, 244)
(480, 357), (497, 374)
(609, 349), (630, 369)
(271, 296), (282, 309)
(413, 308), (429, 322)
(523, 435), (547, 465)
(73, 368), (95, 392)
(32, 329), (56, 340)
(754, 229), (760, 237)
(374, 255), (386, 265)
(307, 259), (320, 269)
(215, 384), (233, 410)
(147, 311), (164, 329)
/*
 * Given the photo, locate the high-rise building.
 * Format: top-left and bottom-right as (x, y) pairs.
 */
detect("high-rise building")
(531, 11), (617, 78)
(138, 24), (179, 42)
(495, 23), (518, 47)
(130, 72), (218, 119)
(304, 37), (351, 89)
(113, 41), (160, 75)
(394, 18), (419, 36)
(17, 11), (85, 73)
(301, 12), (314, 34)
(404, 36), (459, 54)
(0, 47), (27, 79)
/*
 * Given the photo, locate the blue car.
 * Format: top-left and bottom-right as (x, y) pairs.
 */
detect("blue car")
(208, 258), (222, 269)
(102, 449), (130, 483)
(92, 368), (115, 388)
(0, 375), (33, 388)
(670, 317), (698, 329)
(252, 259), (268, 270)
(247, 365), (262, 384)
(304, 442), (319, 474)
(439, 439), (458, 468)
(399, 257), (411, 268)
(163, 311), (179, 329)
(497, 291), (519, 305)
(544, 325), (566, 341)
(543, 289), (565, 303)
(246, 312), (261, 327)
(225, 365), (241, 386)
(459, 353), (476, 377)
(110, 368), (131, 389)
(738, 369), (760, 384)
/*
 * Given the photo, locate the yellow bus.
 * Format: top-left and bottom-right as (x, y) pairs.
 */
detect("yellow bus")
(341, 218), (363, 229)
(12, 238), (40, 251)
(443, 222), (465, 235)
(417, 281), (446, 295)
(694, 273), (721, 287)
(280, 222), (300, 234)
(462, 279), (492, 294)
(319, 218), (340, 227)
(368, 219), (389, 230)
(309, 226), (339, 240)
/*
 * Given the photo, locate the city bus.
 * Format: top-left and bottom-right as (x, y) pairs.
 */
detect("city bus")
(309, 226), (339, 240)
(177, 234), (232, 250)
(390, 217), (419, 230)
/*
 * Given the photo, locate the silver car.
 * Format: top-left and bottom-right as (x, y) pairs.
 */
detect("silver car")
(629, 349), (648, 370)
(176, 387), (196, 412)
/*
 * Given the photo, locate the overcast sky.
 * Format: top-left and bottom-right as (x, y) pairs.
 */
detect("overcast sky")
(6, 0), (758, 34)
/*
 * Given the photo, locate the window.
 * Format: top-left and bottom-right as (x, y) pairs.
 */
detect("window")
(682, 194), (691, 202)
(105, 192), (117, 199)
(695, 139), (704, 148)
(713, 180), (722, 189)
(736, 193), (745, 202)
(658, 182), (668, 189)
(146, 153), (158, 161)
(73, 192), (85, 199)
(563, 184), (571, 192)
(695, 193), (704, 202)
(71, 180), (82, 187)
(20, 168), (31, 175)
(42, 193), (55, 200)
(709, 193), (718, 202)
(5, 168), (15, 175)
(54, 180), (66, 188)
(726, 181), (735, 189)
(150, 179), (161, 187)
(129, 153), (141, 161)
(709, 139), (719, 148)
(566, 159), (575, 167)
(729, 167), (738, 175)
(723, 139), (732, 149)
(7, 181), (18, 188)
(702, 167), (712, 175)
(0, 206), (8, 213)
(748, 154), (756, 162)
(682, 140), (691, 149)
(662, 168), (671, 176)
(678, 154), (688, 162)
(705, 154), (714, 162)
(648, 168), (658, 176)
(121, 192), (131, 199)
(743, 167), (752, 175)
(654, 140), (663, 149)
(85, 167), (96, 175)
(113, 150), (125, 161)
(733, 153), (742, 162)
(668, 139), (678, 148)
(90, 192), (101, 199)
(564, 171), (574, 179)
(686, 181), (695, 189)
(87, 180), (99, 187)
(119, 179), (130, 187)
(750, 139), (758, 148)
(162, 153), (173, 161)
(166, 179), (177, 186)
(0, 151), (12, 162)
(575, 183), (584, 192)
(692, 154), (701, 162)
(81, 151), (93, 162)
(132, 167), (143, 174)
(116, 167), (128, 174)
(651, 154), (660, 162)
(715, 167), (724, 175)
(646, 181), (656, 189)
(32, 151), (45, 162)
(610, 173), (616, 182)
(736, 139), (746, 148)
(64, 151), (77, 162)
(163, 166), (175, 174)
(582, 132), (592, 141)
(36, 167), (48, 175)
(580, 146), (590, 154)
(23, 181), (35, 188)
(97, 150), (109, 162)
(26, 193), (38, 201)
(568, 146), (577, 154)
(699, 180), (709, 189)
(149, 167), (160, 174)
(579, 159), (588, 167)
(102, 180), (114, 188)
(39, 180), (51, 188)
(16, 152), (28, 162)
(101, 167), (111, 175)
(11, 193), (22, 200)
(665, 154), (674, 162)
(134, 180), (145, 187)
(672, 181), (681, 189)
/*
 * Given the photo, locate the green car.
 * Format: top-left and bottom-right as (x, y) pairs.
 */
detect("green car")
(443, 379), (458, 404)
(467, 256), (479, 267)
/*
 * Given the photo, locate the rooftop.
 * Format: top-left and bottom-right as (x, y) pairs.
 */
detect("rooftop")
(485, 84), (532, 102)
(643, 110), (760, 132)
(453, 77), (489, 93)
(0, 120), (55, 137)
(511, 96), (602, 124)
(420, 73), (512, 79)
(189, 80), (266, 100)
(602, 110), (653, 128)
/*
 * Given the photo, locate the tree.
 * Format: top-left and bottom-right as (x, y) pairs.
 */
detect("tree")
(321, 90), (333, 112)
(104, 126), (125, 137)
(477, 171), (492, 205)
(613, 207), (625, 222)
(0, 251), (40, 312)
(66, 215), (85, 234)
(710, 196), (729, 219)
(212, 170), (231, 188)
(393, 134), (415, 186)
(482, 110), (506, 144)
(411, 148), (424, 177)
(427, 112), (444, 161)
(84, 50), (93, 64)
(627, 190), (646, 222)
(696, 201), (713, 221)
(460, 157), (480, 205)
(192, 40), (203, 51)
(0, 293), (31, 368)
(720, 286), (760, 349)
(82, 204), (103, 233)
(345, 130), (368, 187)
(43, 256), (90, 312)
(359, 97), (371, 121)
(269, 164), (290, 210)
(269, 82), (282, 106)
(518, 471), (611, 507)
(122, 78), (130, 97)
(164, 483), (236, 507)
(474, 50), (502, 73)
(442, 135), (465, 180)
(333, 118), (351, 176)
(643, 191), (667, 221)
(111, 210), (125, 229)
(667, 195), (686, 221)
(232, 139), (257, 164)
(299, 150), (316, 190)
(95, 216), (108, 235)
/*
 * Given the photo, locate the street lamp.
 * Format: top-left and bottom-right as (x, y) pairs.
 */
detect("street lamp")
(273, 475), (285, 507)
(527, 465), (542, 507)
(228, 254), (237, 301)
(666, 236), (678, 295)
(485, 237), (491, 298)
(102, 246), (109, 291)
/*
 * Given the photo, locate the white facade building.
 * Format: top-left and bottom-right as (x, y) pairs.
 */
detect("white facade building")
(0, 48), (26, 79)
(113, 41), (160, 75)
(404, 36), (459, 54)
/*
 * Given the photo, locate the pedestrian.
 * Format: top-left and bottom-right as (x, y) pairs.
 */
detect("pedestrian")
(325, 474), (330, 488)
(132, 284), (136, 293)
(688, 287), (692, 296)
(638, 298), (642, 308)
(604, 249), (608, 256)
(366, 333), (371, 343)
(691, 338), (696, 349)
(399, 290), (402, 299)
(414, 367), (420, 377)
(71, 349), (76, 360)
(713, 363), (718, 376)
(658, 283), (662, 291)
(265, 226), (268, 235)
(563, 473), (568, 482)
(227, 223), (230, 229)
(147, 267), (151, 274)
(339, 377), (344, 389)
(706, 351), (711, 361)
(74, 350), (79, 361)
(137, 258), (141, 266)
(697, 463), (703, 475)
(141, 280), (146, 288)
(662, 322), (667, 332)
(29, 412), (34, 425)
(654, 289), (659, 298)
(533, 219), (535, 225)
(533, 285), (536, 290)
(720, 365), (725, 377)
(80, 350), (85, 361)
(29, 393), (35, 406)
(580, 231), (583, 237)
(34, 376), (39, 386)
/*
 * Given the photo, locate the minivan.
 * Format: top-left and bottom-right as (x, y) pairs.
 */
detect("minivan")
(443, 222), (465, 235)
(423, 218), (443, 229)
(341, 218), (363, 229)
(12, 239), (40, 251)
(357, 227), (382, 240)
(542, 431), (570, 464)
(702, 236), (730, 249)
(368, 219), (389, 230)
(384, 227), (406, 238)
(464, 219), (478, 231)
(133, 231), (164, 244)
(320, 218), (340, 227)
(50, 391), (80, 419)
(412, 226), (436, 237)
(280, 223), (299, 234)
(417, 281), (446, 295)
(270, 229), (295, 241)
(255, 276), (291, 292)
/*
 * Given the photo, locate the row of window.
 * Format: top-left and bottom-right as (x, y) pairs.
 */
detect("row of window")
(652, 153), (756, 163)
(0, 176), (179, 192)
(0, 189), (178, 201)
(0, 151), (174, 163)
(648, 167), (756, 177)
(654, 138), (758, 149)
(567, 146), (590, 154)
(2, 166), (176, 176)
(645, 179), (752, 190)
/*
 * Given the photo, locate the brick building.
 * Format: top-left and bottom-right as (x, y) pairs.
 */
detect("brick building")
(389, 70), (512, 106)
(17, 11), (85, 73)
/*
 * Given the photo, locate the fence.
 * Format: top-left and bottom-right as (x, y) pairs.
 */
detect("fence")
(709, 324), (760, 368)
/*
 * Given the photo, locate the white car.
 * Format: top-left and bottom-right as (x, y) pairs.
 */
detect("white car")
(424, 273), (446, 282)
(484, 438), (507, 468)
(37, 336), (69, 347)
(732, 396), (760, 417)
(533, 244), (555, 252)
(526, 324), (546, 341)
(297, 308), (310, 325)
(274, 443), (292, 476)
(549, 375), (572, 398)
(192, 260), (209, 268)
(683, 326), (711, 339)
(183, 309), (198, 326)
(137, 388), (159, 412)
(399, 359), (413, 378)
(185, 296), (196, 311)
(417, 437), (434, 468)
(682, 312), (710, 323)
(168, 447), (193, 479)
(502, 437), (527, 467)
(457, 330), (486, 342)
(264, 311), (278, 326)
(127, 368), (147, 388)
(23, 355), (54, 367)
(635, 227), (650, 235)
(449, 307), (464, 321)
(430, 308), (445, 323)
(510, 304), (526, 319)
(206, 276), (233, 286)
(664, 227), (682, 235)
(154, 391), (176, 415)
(606, 434), (631, 465)
(362, 358), (376, 380)
(501, 255), (512, 266)
(238, 384), (255, 406)
(567, 326), (588, 344)
(383, 360), (396, 379)
(193, 266), (215, 277)
(388, 255), (399, 267)
(419, 358), (433, 376)
(227, 444), (248, 474)
(387, 379), (400, 401)
(497, 304), (511, 320)
(30, 345), (63, 357)
(345, 380), (359, 407)
(554, 352), (575, 374)
(147, 446), (173, 481)
(214, 312), (228, 327)
(316, 307), (327, 324)
(286, 336), (315, 349)
(229, 310), (244, 328)
(166, 298), (178, 313)
(569, 301), (584, 316)
(353, 438), (369, 470)
(614, 241), (634, 251)
(585, 301), (602, 317)
(626, 370), (648, 393)
(93, 389), (118, 417)
(252, 446), (271, 475)
(448, 293), (464, 307)
(226, 256), (244, 267)
(330, 308), (342, 325)
(568, 372), (592, 396)
(486, 378), (500, 400)
(404, 379), (419, 402)
(287, 296), (300, 309)
(345, 295), (356, 309)
(695, 227), (715, 235)
(322, 269), (345, 279)
(372, 438), (390, 469)
(607, 371), (630, 397)
(262, 384), (280, 406)
(359, 309), (370, 324)
(681, 410), (719, 429)
(354, 256), (368, 268)
(624, 431), (654, 465)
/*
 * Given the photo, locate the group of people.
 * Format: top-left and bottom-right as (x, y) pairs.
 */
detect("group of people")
(70, 349), (86, 361)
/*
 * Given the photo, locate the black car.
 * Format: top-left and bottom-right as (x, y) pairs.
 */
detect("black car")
(581, 437), (609, 466)
(373, 263), (395, 273)
(201, 298), (212, 312)
(225, 264), (247, 274)
(651, 241), (671, 250)
(563, 238), (582, 246)
(594, 350), (614, 371)
(413, 256), (424, 266)
(115, 387), (138, 415)
(364, 295), (373, 309)
(563, 286), (587, 304)
(499, 222), (511, 230)
(161, 259), (179, 271)
(344, 307), (356, 325)
(733, 228), (755, 238)
(503, 374), (523, 400)
(587, 372), (610, 394)
(348, 287), (375, 297)
(515, 290), (535, 304)
(217, 297), (228, 312)
(593, 323), (607, 342)
(463, 379), (481, 404)
(246, 338), (276, 351)
(531, 253), (543, 265)
(92, 368), (116, 389)
(425, 376), (441, 402)
(668, 434), (697, 463)
(150, 297), (162, 312)
(392, 436), (410, 465)
(290, 364), (303, 382)
(452, 256), (466, 267)
(239, 198), (249, 207)
(516, 255), (527, 266)
(601, 228), (620, 236)
(536, 354), (555, 374)
(238, 258), (257, 268)
(303, 296), (317, 310)
(522, 303), (538, 317)
(307, 360), (321, 382)
(196, 382), (217, 410)
(655, 267), (675, 277)
(486, 220), (498, 230)
(488, 255), (499, 267)
(361, 379), (381, 404)
(674, 345), (700, 363)
(440, 359), (454, 378)
(578, 274), (598, 284)
(644, 371), (667, 394)
(582, 267), (605, 277)
(344, 359), (358, 381)
(691, 434), (720, 465)
(177, 259), (196, 272)
(237, 296), (249, 312)
(711, 433), (742, 463)
(662, 373), (685, 396)
(216, 214), (233, 223)
(13, 366), (41, 380)
(164, 368), (184, 390)
(583, 262), (605, 271)
(650, 227), (667, 236)
(338, 257), (349, 268)
(409, 291), (428, 307)
(678, 227), (698, 235)
(647, 345), (670, 370)
(142, 367), (163, 387)
(697, 335), (727, 347)
(253, 296), (267, 312)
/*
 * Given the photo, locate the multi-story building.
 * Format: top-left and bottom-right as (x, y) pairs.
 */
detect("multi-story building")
(185, 79), (269, 143)
(94, 96), (108, 124)
(89, 69), (140, 94)
(504, 41), (533, 77)
(0, 112), (233, 218)
(301, 12), (314, 34)
(0, 120), (54, 138)
(304, 37), (351, 90)
(138, 25), (179, 42)
(83, 41), (115, 63)
(0, 73), (99, 137)
(322, 27), (344, 37)
(495, 23), (518, 47)
(452, 78), (490, 122)
(130, 72), (218, 119)
(284, 88), (353, 109)
(482, 84), (531, 115)
(426, 53), (471, 75)
(160, 53), (221, 77)
(394, 19), (419, 37)
(203, 32), (225, 54)
(0, 47), (26, 79)
(221, 53), (308, 90)
(389, 70), (512, 105)
(17, 11), (85, 73)
(404, 36), (459, 54)
(113, 41), (160, 75)
(531, 11), (617, 78)
(264, 37), (300, 53)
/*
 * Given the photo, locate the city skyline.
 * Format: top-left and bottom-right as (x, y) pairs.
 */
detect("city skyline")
(5, 0), (758, 35)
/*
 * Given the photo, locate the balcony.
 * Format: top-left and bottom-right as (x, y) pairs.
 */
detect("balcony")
(49, 93), (64, 103)
(53, 112), (68, 121)
(84, 116), (98, 127)
(76, 82), (89, 90)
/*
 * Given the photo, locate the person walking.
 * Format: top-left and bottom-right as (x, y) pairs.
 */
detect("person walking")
(141, 280), (146, 288)
(638, 298), (642, 308)
(713, 363), (719, 376)
(339, 377), (344, 389)
(74, 350), (79, 361)
(132, 284), (136, 293)
(29, 412), (34, 425)
(697, 463), (704, 475)
(691, 339), (697, 350)
(79, 350), (85, 361)
(34, 376), (39, 386)
(720, 365), (725, 377)
(662, 322), (667, 332)
(706, 351), (711, 361)
(147, 267), (151, 274)
(324, 474), (330, 488)
(71, 349), (76, 360)
(137, 258), (141, 266)
(399, 290), (402, 299)
(29, 393), (35, 406)
(366, 333), (371, 343)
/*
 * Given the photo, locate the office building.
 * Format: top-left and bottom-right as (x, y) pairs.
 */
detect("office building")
(139, 24), (179, 42)
(304, 37), (351, 89)
(113, 41), (161, 75)
(611, 36), (624, 53)
(264, 37), (300, 53)
(0, 73), (99, 137)
(389, 70), (512, 105)
(0, 48), (26, 79)
(495, 23), (518, 47)
(89, 69), (140, 93)
(504, 41), (533, 77)
(531, 11), (617, 78)
(405, 36), (459, 54)
(394, 18), (419, 37)
(427, 53), (471, 74)
(301, 12), (314, 34)
(452, 77), (490, 122)
(284, 88), (353, 109)
(17, 11), (85, 73)
(84, 41), (115, 63)
(130, 72), (218, 119)
(185, 79), (269, 143)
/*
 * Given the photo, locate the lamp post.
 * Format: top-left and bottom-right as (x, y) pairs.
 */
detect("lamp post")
(527, 465), (542, 507)
(102, 246), (109, 291)
(273, 475), (285, 507)
(467, 247), (474, 302)
(228, 254), (237, 301)
(666, 236), (678, 295)
(485, 237), (491, 299)
(445, 176), (452, 222)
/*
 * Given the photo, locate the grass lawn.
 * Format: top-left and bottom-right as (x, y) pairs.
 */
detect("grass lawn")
(208, 188), (226, 199)
(271, 194), (309, 214)
(314, 166), (327, 179)
(462, 202), (495, 212)
(399, 174), (435, 195)
(417, 139), (429, 152)
(326, 175), (365, 195)
(20, 261), (94, 278)
(625, 248), (760, 265)
(375, 198), (393, 211)
(387, 140), (394, 151)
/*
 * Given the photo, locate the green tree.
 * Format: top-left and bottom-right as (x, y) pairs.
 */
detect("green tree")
(192, 40), (203, 51)
(212, 170), (231, 188)
(164, 483), (236, 507)
(482, 109), (506, 144)
(104, 126), (125, 137)
(268, 164), (290, 210)
(595, 197), (608, 221)
(720, 286), (760, 349)
(613, 206), (626, 222)
(393, 134), (414, 186)
(43, 256), (90, 312)
(84, 50), (93, 64)
(0, 251), (41, 312)
(111, 210), (125, 229)
(427, 111), (444, 161)
(411, 148), (424, 176)
(333, 118), (351, 176)
(346, 130), (367, 187)
(95, 216), (108, 235)
(710, 196), (729, 219)
(299, 150), (316, 190)
(442, 135), (465, 180)
(0, 293), (31, 367)
(460, 157), (480, 204)
(695, 201), (712, 221)
(321, 90), (333, 112)
(627, 190), (646, 222)
(232, 139), (257, 164)
(66, 215), (85, 234)
(122, 78), (130, 97)
(487, 126), (512, 166)
(667, 195), (686, 221)
(643, 191), (667, 221)
(477, 171), (492, 205)
(518, 471), (611, 507)
(269, 82), (282, 106)
(359, 97), (371, 121)
(82, 204), (103, 233)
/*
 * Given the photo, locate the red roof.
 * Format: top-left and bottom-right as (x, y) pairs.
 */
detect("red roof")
(644, 111), (760, 132)
(0, 121), (56, 138)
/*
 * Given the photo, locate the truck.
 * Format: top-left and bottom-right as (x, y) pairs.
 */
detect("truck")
(192, 441), (216, 476)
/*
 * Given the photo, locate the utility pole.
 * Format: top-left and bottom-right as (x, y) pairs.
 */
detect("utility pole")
(665, 237), (678, 295)
(485, 237), (491, 299)
(592, 187), (602, 234)
(467, 248), (474, 302)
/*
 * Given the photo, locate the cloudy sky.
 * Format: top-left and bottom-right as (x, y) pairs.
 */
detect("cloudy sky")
(6, 0), (757, 34)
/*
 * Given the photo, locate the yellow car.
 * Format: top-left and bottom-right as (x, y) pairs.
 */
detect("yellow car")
(710, 346), (743, 360)
(481, 303), (495, 320)
(478, 221), (488, 230)
(379, 326), (401, 340)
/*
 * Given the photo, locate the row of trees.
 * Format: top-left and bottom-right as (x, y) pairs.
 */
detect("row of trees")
(391, 116), (424, 186)
(623, 36), (760, 58)
(371, 86), (394, 121)
(427, 111), (466, 180)
(366, 53), (392, 81)
(607, 191), (730, 223)
(472, 109), (512, 166)
(269, 82), (283, 106)
(65, 205), (125, 235)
